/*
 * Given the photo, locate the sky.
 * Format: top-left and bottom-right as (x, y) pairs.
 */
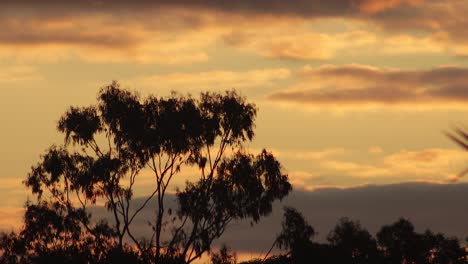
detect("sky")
(2, 0), (468, 257)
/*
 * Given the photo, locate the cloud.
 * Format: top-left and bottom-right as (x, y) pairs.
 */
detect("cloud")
(223, 28), (377, 61)
(188, 146), (463, 192)
(269, 64), (468, 107)
(383, 149), (467, 181)
(223, 31), (335, 61)
(1, 0), (466, 65)
(358, 0), (423, 14)
(319, 148), (467, 182)
(135, 68), (291, 91)
(0, 0), (421, 19)
(0, 0), (448, 63)
(380, 34), (444, 54)
(363, 1), (468, 56)
(0, 4), (370, 63)
(3, 182), (466, 258)
(288, 171), (321, 191)
(0, 6), (224, 63)
(0, 65), (42, 84)
(0, 17), (214, 64)
(273, 147), (467, 191)
(275, 148), (345, 160)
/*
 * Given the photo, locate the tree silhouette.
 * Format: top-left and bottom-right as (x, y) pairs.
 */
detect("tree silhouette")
(377, 218), (422, 264)
(275, 207), (314, 264)
(376, 218), (467, 264)
(252, 216), (467, 264)
(210, 245), (237, 264)
(1, 82), (292, 263)
(0, 201), (133, 263)
(421, 230), (466, 264)
(327, 217), (380, 264)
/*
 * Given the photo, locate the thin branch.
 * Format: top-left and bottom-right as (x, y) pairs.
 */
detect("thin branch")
(128, 187), (159, 225)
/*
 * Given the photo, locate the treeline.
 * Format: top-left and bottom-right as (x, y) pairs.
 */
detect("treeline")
(233, 207), (467, 264)
(2, 205), (465, 264)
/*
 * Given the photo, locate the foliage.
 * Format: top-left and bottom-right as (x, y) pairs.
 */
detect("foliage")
(0, 82), (292, 263)
(273, 207), (314, 264)
(327, 217), (380, 264)
(248, 209), (468, 264)
(377, 218), (467, 264)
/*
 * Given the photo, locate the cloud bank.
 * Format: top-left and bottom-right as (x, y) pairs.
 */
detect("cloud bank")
(1, 0), (467, 62)
(269, 64), (468, 107)
(85, 182), (468, 254)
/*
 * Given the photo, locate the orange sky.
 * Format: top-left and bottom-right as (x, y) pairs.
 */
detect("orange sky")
(1, 0), (468, 237)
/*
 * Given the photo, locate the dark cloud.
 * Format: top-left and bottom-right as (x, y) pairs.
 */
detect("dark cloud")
(89, 182), (468, 254)
(0, 0), (373, 17)
(3, 0), (468, 60)
(0, 0), (429, 28)
(269, 65), (468, 105)
(0, 25), (137, 48)
(364, 1), (468, 53)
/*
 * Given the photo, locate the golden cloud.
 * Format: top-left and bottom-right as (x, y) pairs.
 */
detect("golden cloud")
(358, 0), (424, 14)
(223, 27), (377, 61)
(273, 147), (467, 190)
(320, 148), (467, 181)
(269, 64), (468, 107)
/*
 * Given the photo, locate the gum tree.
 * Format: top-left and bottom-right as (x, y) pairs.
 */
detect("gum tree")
(17, 82), (291, 263)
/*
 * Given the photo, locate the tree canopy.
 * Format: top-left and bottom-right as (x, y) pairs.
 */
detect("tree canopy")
(1, 82), (292, 263)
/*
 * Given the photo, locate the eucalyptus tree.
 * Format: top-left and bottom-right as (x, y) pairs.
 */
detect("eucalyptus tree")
(327, 218), (380, 264)
(275, 207), (314, 263)
(18, 82), (291, 263)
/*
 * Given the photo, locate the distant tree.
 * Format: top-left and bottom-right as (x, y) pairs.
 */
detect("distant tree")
(377, 218), (422, 264)
(210, 245), (237, 264)
(275, 207), (314, 264)
(378, 218), (468, 264)
(245, 215), (467, 264)
(327, 217), (380, 264)
(1, 82), (291, 263)
(420, 231), (466, 264)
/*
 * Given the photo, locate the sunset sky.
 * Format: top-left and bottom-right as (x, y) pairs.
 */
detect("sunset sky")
(2, 0), (468, 249)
